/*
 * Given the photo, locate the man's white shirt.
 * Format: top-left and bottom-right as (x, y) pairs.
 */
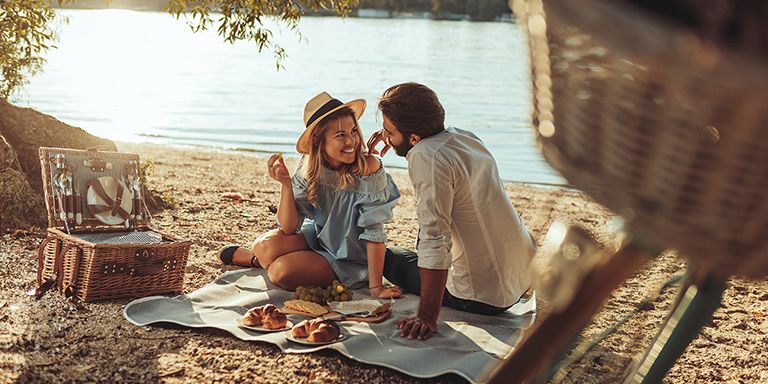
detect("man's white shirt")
(406, 127), (535, 307)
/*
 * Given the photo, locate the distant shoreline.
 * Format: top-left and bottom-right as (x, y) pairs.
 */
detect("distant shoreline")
(116, 140), (572, 189)
(52, 2), (516, 23)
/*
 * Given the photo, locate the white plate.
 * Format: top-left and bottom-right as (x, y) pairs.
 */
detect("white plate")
(327, 299), (381, 316)
(86, 176), (133, 225)
(285, 331), (347, 346)
(235, 318), (293, 332)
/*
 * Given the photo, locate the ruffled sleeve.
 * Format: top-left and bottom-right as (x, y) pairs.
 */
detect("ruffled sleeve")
(292, 174), (315, 217)
(278, 161), (315, 234)
(356, 171), (401, 243)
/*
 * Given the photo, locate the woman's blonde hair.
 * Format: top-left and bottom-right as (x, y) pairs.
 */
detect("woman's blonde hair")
(302, 107), (366, 205)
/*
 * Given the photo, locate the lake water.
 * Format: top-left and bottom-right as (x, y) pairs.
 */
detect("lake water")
(19, 9), (565, 185)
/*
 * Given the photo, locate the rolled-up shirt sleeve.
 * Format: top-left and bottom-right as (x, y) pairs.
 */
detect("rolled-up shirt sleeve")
(410, 152), (454, 270)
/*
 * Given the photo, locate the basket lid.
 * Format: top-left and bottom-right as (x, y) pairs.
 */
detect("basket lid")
(38, 147), (151, 231)
(518, 0), (768, 277)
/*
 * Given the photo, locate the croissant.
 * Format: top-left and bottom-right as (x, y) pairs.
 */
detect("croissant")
(307, 322), (340, 343)
(243, 304), (285, 328)
(242, 308), (263, 327)
(291, 318), (339, 340)
(261, 304), (278, 315)
(262, 310), (288, 330)
(291, 319), (312, 338)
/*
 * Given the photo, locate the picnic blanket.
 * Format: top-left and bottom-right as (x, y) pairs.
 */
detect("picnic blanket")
(123, 268), (536, 383)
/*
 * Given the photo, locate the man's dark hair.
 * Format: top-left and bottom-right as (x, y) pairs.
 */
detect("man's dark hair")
(378, 82), (445, 139)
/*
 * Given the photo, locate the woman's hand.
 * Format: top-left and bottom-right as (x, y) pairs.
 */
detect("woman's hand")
(267, 153), (291, 186)
(371, 285), (403, 299)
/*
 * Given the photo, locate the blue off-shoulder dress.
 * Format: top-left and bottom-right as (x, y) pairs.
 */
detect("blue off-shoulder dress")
(288, 159), (401, 288)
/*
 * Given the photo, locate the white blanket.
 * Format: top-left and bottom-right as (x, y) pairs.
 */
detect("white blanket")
(123, 269), (536, 383)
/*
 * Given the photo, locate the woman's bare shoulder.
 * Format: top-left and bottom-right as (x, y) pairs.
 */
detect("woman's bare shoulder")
(361, 153), (382, 176)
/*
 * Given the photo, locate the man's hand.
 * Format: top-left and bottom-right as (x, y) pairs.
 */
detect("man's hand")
(398, 316), (437, 341)
(396, 267), (448, 341)
(367, 129), (392, 157)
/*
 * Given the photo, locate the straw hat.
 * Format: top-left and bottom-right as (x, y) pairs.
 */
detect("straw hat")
(296, 92), (366, 154)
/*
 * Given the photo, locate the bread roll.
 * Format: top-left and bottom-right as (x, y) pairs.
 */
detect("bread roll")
(261, 304), (278, 315)
(243, 304), (284, 328)
(242, 308), (263, 327)
(262, 310), (288, 330)
(291, 319), (311, 338)
(291, 318), (340, 342)
(307, 323), (340, 343)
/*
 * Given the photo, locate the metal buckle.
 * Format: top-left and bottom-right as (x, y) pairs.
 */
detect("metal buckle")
(83, 158), (112, 172)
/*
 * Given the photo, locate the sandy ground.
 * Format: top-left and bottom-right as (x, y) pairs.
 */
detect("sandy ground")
(0, 142), (766, 383)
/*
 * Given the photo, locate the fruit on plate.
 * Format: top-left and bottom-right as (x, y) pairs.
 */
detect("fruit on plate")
(294, 280), (353, 304)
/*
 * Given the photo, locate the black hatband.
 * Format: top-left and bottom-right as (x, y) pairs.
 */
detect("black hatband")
(306, 98), (343, 128)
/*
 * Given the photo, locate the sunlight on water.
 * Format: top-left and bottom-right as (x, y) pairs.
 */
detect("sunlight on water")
(20, 9), (565, 185)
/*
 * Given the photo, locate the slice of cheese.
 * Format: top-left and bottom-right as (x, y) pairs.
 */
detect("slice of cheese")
(283, 299), (328, 316)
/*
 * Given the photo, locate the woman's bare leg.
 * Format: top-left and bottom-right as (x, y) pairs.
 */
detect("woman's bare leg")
(267, 250), (336, 290)
(226, 229), (309, 268)
(220, 229), (336, 290)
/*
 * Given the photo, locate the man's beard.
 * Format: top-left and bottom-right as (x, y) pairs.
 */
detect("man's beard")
(392, 140), (413, 157)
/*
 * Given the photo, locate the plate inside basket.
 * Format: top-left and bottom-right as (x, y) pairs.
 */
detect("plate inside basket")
(235, 318), (293, 332)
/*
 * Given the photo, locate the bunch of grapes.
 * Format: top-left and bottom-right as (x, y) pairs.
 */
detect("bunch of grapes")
(294, 280), (353, 304)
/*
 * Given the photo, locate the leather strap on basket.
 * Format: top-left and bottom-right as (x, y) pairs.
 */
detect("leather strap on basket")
(87, 179), (130, 220)
(63, 247), (83, 301)
(34, 241), (72, 300)
(102, 257), (176, 277)
(55, 244), (75, 290)
(36, 237), (53, 286)
(34, 241), (85, 307)
(34, 238), (59, 299)
(135, 257), (173, 276)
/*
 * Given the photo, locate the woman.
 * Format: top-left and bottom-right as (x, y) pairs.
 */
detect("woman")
(219, 92), (402, 299)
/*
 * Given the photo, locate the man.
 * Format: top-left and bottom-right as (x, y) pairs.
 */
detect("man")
(367, 82), (536, 341)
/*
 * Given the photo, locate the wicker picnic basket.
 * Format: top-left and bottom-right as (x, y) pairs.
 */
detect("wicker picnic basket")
(515, 0), (768, 278)
(36, 147), (191, 302)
